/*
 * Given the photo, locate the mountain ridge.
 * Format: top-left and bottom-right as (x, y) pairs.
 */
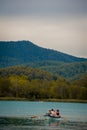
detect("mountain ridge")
(0, 40), (87, 68)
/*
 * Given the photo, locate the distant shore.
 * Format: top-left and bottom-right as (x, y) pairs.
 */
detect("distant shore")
(0, 97), (87, 103)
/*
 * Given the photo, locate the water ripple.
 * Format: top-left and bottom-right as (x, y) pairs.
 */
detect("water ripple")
(0, 117), (87, 130)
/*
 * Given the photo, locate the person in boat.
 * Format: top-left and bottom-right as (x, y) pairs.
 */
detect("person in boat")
(49, 109), (57, 117)
(48, 109), (61, 117)
(50, 109), (55, 116)
(55, 109), (61, 117)
(49, 109), (55, 116)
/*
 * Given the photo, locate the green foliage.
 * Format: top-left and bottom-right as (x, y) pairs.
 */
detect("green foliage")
(0, 78), (11, 97)
(73, 75), (87, 88)
(29, 61), (87, 80)
(0, 66), (87, 100)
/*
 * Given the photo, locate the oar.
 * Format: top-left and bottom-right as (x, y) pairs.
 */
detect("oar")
(31, 114), (44, 118)
(31, 115), (38, 118)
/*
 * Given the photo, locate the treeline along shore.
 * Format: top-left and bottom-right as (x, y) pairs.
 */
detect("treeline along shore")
(0, 97), (87, 103)
(0, 66), (87, 102)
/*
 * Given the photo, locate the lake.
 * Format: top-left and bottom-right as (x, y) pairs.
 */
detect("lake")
(0, 101), (87, 130)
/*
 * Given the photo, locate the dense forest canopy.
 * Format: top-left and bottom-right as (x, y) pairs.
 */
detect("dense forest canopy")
(0, 66), (87, 100)
(27, 61), (87, 80)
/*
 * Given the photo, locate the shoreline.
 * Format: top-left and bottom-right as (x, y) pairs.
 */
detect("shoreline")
(0, 97), (87, 103)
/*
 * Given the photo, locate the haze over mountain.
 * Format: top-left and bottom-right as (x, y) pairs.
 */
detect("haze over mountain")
(0, 40), (87, 68)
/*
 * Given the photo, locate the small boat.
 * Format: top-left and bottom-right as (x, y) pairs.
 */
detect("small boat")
(44, 113), (61, 119)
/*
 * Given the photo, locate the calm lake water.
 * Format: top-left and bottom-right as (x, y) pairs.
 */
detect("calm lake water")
(0, 101), (87, 130)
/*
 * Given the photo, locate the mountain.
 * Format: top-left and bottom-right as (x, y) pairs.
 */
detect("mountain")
(0, 40), (87, 68)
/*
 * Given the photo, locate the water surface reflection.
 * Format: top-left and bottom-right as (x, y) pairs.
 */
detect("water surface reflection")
(0, 117), (87, 130)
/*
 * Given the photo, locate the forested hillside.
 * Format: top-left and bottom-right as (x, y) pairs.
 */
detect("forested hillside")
(0, 41), (87, 100)
(0, 41), (87, 68)
(0, 66), (87, 100)
(26, 61), (87, 80)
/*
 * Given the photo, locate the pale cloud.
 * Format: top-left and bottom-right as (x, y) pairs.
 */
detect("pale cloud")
(0, 0), (87, 58)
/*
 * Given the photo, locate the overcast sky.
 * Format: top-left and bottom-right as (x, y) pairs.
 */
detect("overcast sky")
(0, 0), (87, 58)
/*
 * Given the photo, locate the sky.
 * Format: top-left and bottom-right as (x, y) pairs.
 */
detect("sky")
(0, 0), (87, 58)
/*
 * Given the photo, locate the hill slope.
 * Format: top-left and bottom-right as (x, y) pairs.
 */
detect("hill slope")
(0, 40), (87, 68)
(27, 61), (87, 80)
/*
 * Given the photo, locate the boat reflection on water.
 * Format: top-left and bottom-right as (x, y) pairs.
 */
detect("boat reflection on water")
(48, 119), (60, 126)
(41, 115), (61, 127)
(44, 110), (61, 127)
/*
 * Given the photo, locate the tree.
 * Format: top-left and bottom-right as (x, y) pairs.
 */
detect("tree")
(0, 78), (11, 96)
